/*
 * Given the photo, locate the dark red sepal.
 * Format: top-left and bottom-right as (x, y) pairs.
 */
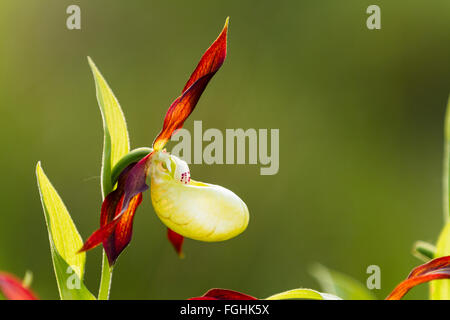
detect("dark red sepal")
(167, 228), (185, 258)
(189, 288), (258, 300)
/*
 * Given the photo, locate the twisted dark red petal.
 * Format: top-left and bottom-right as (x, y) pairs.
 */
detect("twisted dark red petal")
(79, 156), (151, 265)
(102, 193), (143, 265)
(0, 272), (38, 300)
(153, 19), (228, 151)
(386, 255), (450, 300)
(182, 18), (228, 93)
(189, 289), (258, 300)
(167, 228), (184, 258)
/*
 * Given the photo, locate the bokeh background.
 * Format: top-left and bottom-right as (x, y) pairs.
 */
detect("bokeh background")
(0, 0), (449, 299)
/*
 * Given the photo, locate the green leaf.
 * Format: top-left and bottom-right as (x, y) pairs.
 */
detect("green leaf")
(310, 264), (376, 300)
(265, 288), (341, 300)
(36, 162), (95, 300)
(430, 222), (450, 299)
(88, 56), (130, 197)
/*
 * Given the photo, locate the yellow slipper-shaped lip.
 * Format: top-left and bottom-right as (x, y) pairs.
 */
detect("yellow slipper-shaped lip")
(150, 151), (249, 242)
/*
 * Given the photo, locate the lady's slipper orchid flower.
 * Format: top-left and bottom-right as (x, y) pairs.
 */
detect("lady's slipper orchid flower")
(80, 18), (249, 265)
(0, 272), (38, 300)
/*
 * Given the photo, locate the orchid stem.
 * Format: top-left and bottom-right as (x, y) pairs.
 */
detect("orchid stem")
(98, 167), (114, 300)
(98, 252), (113, 300)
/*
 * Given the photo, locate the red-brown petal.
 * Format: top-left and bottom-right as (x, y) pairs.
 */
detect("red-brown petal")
(386, 255), (450, 300)
(120, 154), (151, 210)
(182, 18), (228, 93)
(189, 288), (258, 300)
(78, 212), (121, 253)
(103, 193), (143, 265)
(167, 228), (185, 258)
(408, 255), (450, 278)
(79, 193), (143, 266)
(79, 180), (128, 255)
(0, 273), (38, 300)
(79, 156), (152, 265)
(153, 19), (228, 151)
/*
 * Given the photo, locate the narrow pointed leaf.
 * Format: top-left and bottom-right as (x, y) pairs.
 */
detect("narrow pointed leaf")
(153, 18), (228, 150)
(310, 264), (376, 300)
(88, 57), (130, 299)
(387, 255), (450, 300)
(36, 162), (95, 300)
(88, 57), (130, 196)
(430, 223), (450, 299)
(0, 272), (38, 300)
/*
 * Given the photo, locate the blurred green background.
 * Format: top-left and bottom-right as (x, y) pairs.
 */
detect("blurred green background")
(0, 0), (449, 299)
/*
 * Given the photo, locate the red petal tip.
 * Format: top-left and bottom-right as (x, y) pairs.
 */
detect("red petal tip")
(0, 272), (38, 300)
(153, 19), (228, 151)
